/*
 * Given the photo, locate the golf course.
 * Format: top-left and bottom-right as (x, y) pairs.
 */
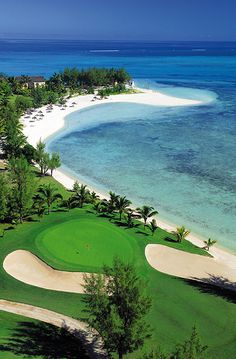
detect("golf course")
(0, 176), (235, 359)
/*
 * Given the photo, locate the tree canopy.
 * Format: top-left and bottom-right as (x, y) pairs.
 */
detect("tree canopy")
(83, 257), (152, 359)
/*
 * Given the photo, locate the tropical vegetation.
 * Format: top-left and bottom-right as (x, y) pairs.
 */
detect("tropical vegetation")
(173, 226), (190, 243)
(0, 201), (234, 359)
(142, 326), (208, 359)
(204, 238), (217, 251)
(136, 205), (158, 229)
(84, 258), (152, 359)
(0, 66), (232, 359)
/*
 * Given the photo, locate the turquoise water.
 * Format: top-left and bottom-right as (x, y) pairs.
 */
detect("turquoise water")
(1, 39), (236, 251)
(47, 88), (236, 252)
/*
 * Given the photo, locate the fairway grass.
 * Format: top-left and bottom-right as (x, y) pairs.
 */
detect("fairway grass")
(0, 310), (89, 358)
(0, 311), (43, 359)
(0, 207), (235, 358)
(36, 219), (135, 271)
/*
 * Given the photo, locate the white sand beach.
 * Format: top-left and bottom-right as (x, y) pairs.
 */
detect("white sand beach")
(23, 89), (201, 148)
(21, 88), (236, 280)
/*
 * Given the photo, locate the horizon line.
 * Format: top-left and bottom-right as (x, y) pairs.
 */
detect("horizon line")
(1, 37), (236, 43)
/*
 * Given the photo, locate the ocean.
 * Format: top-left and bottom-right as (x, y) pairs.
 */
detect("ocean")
(1, 39), (236, 252)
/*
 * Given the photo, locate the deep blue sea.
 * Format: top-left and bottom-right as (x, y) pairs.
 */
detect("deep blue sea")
(1, 39), (236, 251)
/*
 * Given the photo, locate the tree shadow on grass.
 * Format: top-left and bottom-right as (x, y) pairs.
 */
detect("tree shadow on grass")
(25, 216), (40, 223)
(135, 230), (149, 237)
(184, 275), (236, 304)
(51, 208), (68, 213)
(97, 213), (113, 219)
(86, 210), (95, 214)
(164, 236), (178, 243)
(114, 220), (140, 230)
(0, 321), (90, 359)
(4, 226), (16, 231)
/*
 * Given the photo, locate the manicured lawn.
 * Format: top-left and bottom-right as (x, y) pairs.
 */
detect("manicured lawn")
(0, 311), (42, 359)
(0, 206), (235, 358)
(36, 219), (135, 271)
(0, 311), (89, 358)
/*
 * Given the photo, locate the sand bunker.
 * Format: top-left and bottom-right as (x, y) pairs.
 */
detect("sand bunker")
(3, 250), (89, 293)
(145, 244), (236, 290)
(0, 299), (106, 359)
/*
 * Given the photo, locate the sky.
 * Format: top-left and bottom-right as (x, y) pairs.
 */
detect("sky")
(0, 0), (235, 41)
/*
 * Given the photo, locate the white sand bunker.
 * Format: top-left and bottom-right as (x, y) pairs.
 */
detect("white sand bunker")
(3, 250), (89, 293)
(0, 300), (106, 359)
(145, 244), (236, 290)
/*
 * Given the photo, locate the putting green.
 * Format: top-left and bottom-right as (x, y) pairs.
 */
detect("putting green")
(36, 218), (135, 271)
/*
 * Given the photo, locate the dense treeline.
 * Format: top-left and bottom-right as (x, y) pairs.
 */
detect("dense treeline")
(48, 67), (131, 93)
(0, 67), (131, 109)
(0, 66), (132, 225)
(0, 67), (131, 158)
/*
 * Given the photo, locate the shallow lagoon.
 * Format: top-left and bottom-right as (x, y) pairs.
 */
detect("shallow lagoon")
(48, 89), (236, 252)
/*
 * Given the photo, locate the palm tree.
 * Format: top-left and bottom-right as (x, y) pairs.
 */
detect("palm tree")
(90, 191), (100, 204)
(109, 191), (119, 206)
(149, 219), (158, 236)
(136, 205), (158, 229)
(93, 200), (102, 214)
(71, 183), (90, 208)
(125, 208), (135, 228)
(204, 238), (217, 251)
(65, 196), (75, 211)
(72, 180), (80, 194)
(115, 196), (131, 221)
(37, 184), (63, 214)
(107, 191), (119, 214)
(173, 226), (190, 243)
(32, 194), (46, 218)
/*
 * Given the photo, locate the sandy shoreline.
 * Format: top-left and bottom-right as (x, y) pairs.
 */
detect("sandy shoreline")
(22, 88), (236, 276)
(23, 88), (202, 147)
